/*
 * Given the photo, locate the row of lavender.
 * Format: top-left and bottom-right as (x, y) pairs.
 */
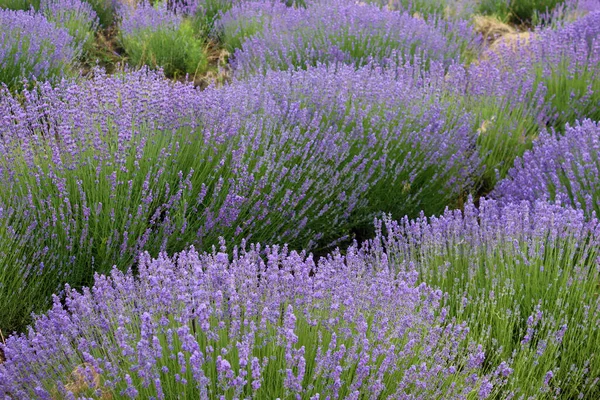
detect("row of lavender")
(1, 0), (600, 399)
(1, 199), (599, 398)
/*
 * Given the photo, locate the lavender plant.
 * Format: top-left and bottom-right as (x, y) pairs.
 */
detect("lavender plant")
(442, 53), (549, 189)
(367, 0), (475, 18)
(40, 0), (99, 53)
(442, 11), (600, 189)
(0, 64), (479, 332)
(0, 9), (78, 91)
(0, 242), (509, 398)
(493, 119), (600, 218)
(217, 0), (289, 52)
(373, 198), (600, 398)
(119, 2), (208, 78)
(226, 0), (481, 77)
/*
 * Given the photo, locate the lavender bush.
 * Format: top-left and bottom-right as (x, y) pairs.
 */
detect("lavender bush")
(366, 0), (475, 18)
(373, 198), (600, 398)
(0, 9), (77, 91)
(225, 0), (481, 77)
(440, 11), (600, 189)
(0, 242), (508, 398)
(119, 2), (208, 78)
(442, 53), (550, 189)
(217, 0), (289, 52)
(0, 64), (479, 332)
(40, 0), (99, 53)
(485, 11), (600, 131)
(493, 119), (600, 218)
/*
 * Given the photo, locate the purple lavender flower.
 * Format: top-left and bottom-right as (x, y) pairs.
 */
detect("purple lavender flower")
(372, 197), (600, 398)
(40, 0), (99, 51)
(494, 119), (600, 218)
(226, 0), (481, 76)
(0, 241), (507, 398)
(0, 63), (479, 332)
(0, 9), (77, 90)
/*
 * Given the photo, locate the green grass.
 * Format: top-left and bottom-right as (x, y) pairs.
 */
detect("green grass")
(120, 19), (208, 79)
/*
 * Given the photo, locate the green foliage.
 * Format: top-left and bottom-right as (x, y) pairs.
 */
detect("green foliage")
(0, 0), (39, 10)
(121, 19), (208, 78)
(86, 0), (115, 27)
(478, 0), (566, 25)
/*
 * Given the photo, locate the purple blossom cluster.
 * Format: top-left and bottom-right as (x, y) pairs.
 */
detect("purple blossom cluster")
(40, 0), (99, 50)
(370, 198), (600, 397)
(0, 8), (77, 90)
(0, 63), (479, 331)
(0, 241), (507, 398)
(493, 119), (600, 217)
(224, 0), (481, 76)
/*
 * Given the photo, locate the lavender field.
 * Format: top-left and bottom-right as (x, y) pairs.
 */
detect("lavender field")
(0, 0), (600, 398)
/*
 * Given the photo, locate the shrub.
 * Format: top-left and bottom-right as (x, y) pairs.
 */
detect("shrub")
(477, 0), (564, 24)
(86, 0), (116, 27)
(367, 0), (476, 18)
(217, 0), (289, 52)
(0, 243), (509, 398)
(0, 9), (77, 91)
(226, 0), (481, 77)
(443, 11), (600, 189)
(441, 51), (549, 190)
(493, 119), (600, 218)
(0, 0), (40, 10)
(40, 0), (99, 53)
(0, 64), (479, 332)
(119, 2), (208, 78)
(374, 198), (600, 398)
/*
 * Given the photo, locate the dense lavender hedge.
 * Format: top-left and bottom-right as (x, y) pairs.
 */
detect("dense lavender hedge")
(493, 119), (600, 217)
(222, 0), (480, 77)
(0, 9), (77, 90)
(373, 198), (600, 398)
(0, 64), (479, 332)
(0, 241), (507, 399)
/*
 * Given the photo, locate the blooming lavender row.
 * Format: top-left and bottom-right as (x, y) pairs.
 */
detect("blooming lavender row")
(370, 198), (600, 398)
(222, 0), (481, 77)
(0, 8), (77, 91)
(0, 241), (508, 398)
(0, 63), (479, 332)
(493, 119), (600, 218)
